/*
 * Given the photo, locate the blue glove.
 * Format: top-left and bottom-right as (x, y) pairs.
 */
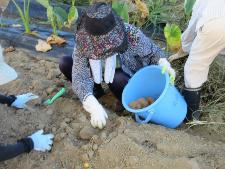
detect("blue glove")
(11, 93), (39, 108)
(29, 130), (54, 152)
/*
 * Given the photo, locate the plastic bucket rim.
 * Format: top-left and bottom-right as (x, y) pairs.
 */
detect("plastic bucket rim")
(122, 65), (170, 114)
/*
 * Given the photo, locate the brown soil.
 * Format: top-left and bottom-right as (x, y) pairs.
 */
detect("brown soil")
(1, 48), (225, 169)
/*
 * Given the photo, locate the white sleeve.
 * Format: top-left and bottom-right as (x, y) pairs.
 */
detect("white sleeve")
(181, 0), (202, 52)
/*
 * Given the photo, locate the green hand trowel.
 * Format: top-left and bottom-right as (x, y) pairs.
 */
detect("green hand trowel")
(44, 87), (66, 105)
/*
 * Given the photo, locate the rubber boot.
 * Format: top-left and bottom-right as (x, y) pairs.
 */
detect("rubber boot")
(183, 87), (201, 121)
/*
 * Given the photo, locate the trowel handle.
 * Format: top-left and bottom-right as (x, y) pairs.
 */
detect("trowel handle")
(49, 88), (66, 102)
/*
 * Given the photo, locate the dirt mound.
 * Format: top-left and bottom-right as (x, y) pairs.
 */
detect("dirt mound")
(1, 49), (225, 169)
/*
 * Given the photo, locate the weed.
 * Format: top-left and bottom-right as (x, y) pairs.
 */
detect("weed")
(12, 0), (31, 34)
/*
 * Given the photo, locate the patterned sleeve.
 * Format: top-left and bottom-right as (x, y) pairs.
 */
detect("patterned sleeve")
(126, 24), (166, 65)
(72, 50), (94, 102)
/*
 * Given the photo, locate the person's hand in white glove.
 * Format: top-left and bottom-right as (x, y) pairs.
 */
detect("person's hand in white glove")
(158, 58), (176, 84)
(29, 129), (54, 152)
(83, 95), (108, 129)
(11, 93), (39, 108)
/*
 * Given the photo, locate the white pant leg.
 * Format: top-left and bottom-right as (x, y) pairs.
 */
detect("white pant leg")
(184, 17), (225, 88)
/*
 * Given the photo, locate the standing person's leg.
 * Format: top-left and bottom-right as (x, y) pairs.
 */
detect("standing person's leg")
(59, 56), (105, 98)
(183, 17), (225, 120)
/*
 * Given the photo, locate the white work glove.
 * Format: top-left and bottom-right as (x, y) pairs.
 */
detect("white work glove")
(29, 129), (54, 152)
(83, 95), (108, 129)
(11, 93), (39, 108)
(158, 58), (176, 84)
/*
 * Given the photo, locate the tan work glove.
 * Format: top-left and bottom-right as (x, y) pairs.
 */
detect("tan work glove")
(168, 48), (189, 62)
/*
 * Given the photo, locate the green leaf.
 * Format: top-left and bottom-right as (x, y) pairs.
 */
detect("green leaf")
(169, 0), (177, 3)
(47, 6), (57, 33)
(47, 6), (54, 21)
(54, 7), (68, 23)
(120, 3), (129, 23)
(164, 24), (181, 52)
(184, 0), (196, 15)
(12, 0), (30, 33)
(71, 0), (76, 6)
(112, 1), (129, 23)
(36, 0), (50, 8)
(54, 7), (67, 29)
(67, 6), (78, 27)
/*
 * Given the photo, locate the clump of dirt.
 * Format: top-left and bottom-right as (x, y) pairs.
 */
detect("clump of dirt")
(1, 48), (225, 169)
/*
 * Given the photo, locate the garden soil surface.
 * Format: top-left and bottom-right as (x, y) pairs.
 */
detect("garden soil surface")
(1, 48), (225, 169)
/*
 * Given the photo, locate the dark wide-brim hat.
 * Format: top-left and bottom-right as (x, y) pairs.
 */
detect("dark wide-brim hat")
(76, 2), (127, 60)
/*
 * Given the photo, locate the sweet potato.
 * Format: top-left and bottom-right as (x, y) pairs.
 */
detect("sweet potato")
(129, 96), (154, 109)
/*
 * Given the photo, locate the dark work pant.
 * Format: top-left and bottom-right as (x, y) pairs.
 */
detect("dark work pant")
(59, 56), (130, 101)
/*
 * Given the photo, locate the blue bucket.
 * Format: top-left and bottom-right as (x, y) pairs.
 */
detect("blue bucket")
(122, 65), (187, 128)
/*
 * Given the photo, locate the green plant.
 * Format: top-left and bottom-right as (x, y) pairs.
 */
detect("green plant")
(12, 0), (31, 34)
(54, 0), (90, 6)
(64, 0), (78, 28)
(164, 23), (181, 52)
(111, 0), (149, 27)
(145, 0), (170, 27)
(36, 0), (68, 35)
(112, 0), (129, 23)
(184, 0), (196, 15)
(168, 0), (177, 3)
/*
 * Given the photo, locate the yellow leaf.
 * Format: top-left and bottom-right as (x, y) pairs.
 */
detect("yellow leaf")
(35, 39), (52, 52)
(135, 0), (149, 18)
(47, 34), (66, 45)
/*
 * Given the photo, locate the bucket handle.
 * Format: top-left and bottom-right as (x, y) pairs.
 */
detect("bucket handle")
(135, 110), (154, 124)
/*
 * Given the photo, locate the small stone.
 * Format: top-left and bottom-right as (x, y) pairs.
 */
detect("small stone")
(16, 109), (24, 114)
(83, 162), (90, 169)
(91, 135), (103, 145)
(78, 114), (87, 122)
(46, 87), (55, 94)
(64, 118), (71, 123)
(4, 46), (15, 53)
(100, 132), (107, 140)
(79, 126), (99, 140)
(46, 109), (54, 115)
(42, 91), (48, 98)
(81, 145), (89, 151)
(60, 132), (66, 139)
(38, 123), (45, 129)
(80, 153), (89, 162)
(54, 134), (61, 142)
(87, 151), (94, 158)
(92, 144), (98, 151)
(71, 122), (83, 135)
(60, 122), (67, 129)
(114, 167), (120, 169)
(65, 126), (72, 134)
(52, 127), (56, 132)
(71, 122), (82, 129)
(47, 70), (60, 80)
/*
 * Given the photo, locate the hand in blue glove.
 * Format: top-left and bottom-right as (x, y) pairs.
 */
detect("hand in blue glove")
(11, 93), (39, 108)
(29, 130), (54, 152)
